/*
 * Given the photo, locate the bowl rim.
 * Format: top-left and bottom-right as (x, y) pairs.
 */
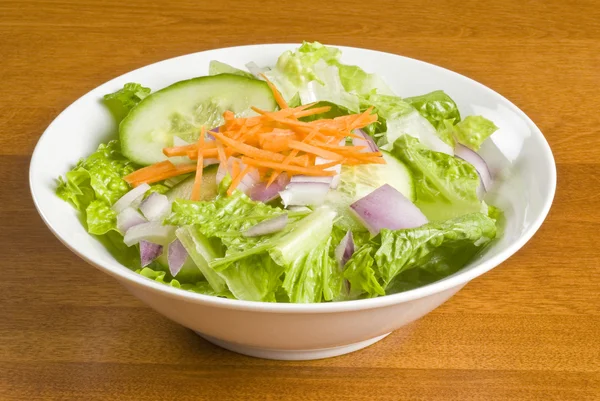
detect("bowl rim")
(29, 43), (557, 313)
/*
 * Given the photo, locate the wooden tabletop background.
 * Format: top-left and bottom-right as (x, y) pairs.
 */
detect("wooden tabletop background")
(2, 0), (599, 400)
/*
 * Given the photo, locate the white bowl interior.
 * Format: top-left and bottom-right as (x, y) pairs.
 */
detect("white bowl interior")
(30, 44), (556, 311)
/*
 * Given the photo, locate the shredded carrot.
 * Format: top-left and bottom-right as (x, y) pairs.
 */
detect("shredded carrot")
(293, 106), (332, 118)
(242, 157), (336, 177)
(190, 127), (206, 201)
(156, 96), (384, 196)
(260, 73), (288, 109)
(227, 165), (251, 196)
(211, 131), (287, 163)
(287, 140), (344, 161)
(128, 163), (197, 187)
(231, 158), (241, 179)
(124, 161), (174, 184)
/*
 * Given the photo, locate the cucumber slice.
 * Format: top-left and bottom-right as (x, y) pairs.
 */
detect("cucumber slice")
(120, 74), (277, 165)
(324, 150), (415, 230)
(165, 166), (219, 203)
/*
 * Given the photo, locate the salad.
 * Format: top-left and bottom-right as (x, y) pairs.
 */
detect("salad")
(56, 42), (502, 303)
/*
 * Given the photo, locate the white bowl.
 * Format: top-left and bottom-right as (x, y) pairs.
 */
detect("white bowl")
(30, 44), (556, 360)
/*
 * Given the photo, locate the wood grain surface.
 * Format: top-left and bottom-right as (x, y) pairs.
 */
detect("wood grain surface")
(1, 0), (599, 400)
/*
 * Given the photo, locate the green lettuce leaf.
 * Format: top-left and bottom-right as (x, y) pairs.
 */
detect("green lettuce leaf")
(56, 140), (137, 210)
(167, 194), (339, 302)
(373, 212), (496, 285)
(404, 90), (461, 130)
(209, 60), (256, 79)
(86, 200), (118, 235)
(344, 213), (496, 298)
(136, 267), (232, 297)
(264, 41), (392, 113)
(282, 237), (342, 303)
(452, 116), (498, 150)
(343, 245), (385, 298)
(392, 135), (482, 221)
(103, 83), (151, 120)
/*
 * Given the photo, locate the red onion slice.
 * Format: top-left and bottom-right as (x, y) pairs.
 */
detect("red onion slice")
(116, 207), (147, 233)
(280, 182), (330, 207)
(352, 129), (379, 153)
(350, 184), (428, 235)
(243, 214), (288, 237)
(140, 240), (163, 267)
(249, 173), (290, 202)
(335, 230), (355, 269)
(111, 183), (150, 213)
(124, 222), (176, 247)
(454, 144), (492, 193)
(139, 192), (170, 221)
(167, 238), (188, 276)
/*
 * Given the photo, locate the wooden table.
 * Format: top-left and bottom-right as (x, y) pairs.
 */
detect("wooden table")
(2, 0), (599, 399)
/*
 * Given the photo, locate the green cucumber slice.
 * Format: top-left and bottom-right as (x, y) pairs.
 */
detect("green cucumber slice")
(120, 74), (277, 165)
(324, 150), (415, 230)
(165, 166), (219, 203)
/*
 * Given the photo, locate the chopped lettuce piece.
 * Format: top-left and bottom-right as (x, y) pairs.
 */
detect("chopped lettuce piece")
(404, 90), (461, 130)
(86, 200), (118, 235)
(374, 212), (496, 285)
(57, 140), (136, 210)
(103, 83), (151, 120)
(136, 266), (231, 297)
(344, 212), (496, 298)
(264, 41), (392, 113)
(343, 245), (385, 298)
(452, 116), (499, 150)
(392, 135), (481, 221)
(209, 60), (256, 79)
(282, 237), (342, 303)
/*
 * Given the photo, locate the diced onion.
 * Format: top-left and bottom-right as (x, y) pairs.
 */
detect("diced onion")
(350, 184), (428, 235)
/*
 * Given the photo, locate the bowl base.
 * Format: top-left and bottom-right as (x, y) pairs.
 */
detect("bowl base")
(195, 332), (391, 360)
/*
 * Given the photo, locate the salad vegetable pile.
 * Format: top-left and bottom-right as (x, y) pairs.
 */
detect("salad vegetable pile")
(57, 42), (502, 303)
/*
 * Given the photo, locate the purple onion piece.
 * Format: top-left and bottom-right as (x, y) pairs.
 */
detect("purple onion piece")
(279, 181), (330, 207)
(352, 129), (379, 153)
(116, 207), (147, 233)
(335, 230), (355, 269)
(243, 214), (288, 237)
(139, 192), (170, 221)
(249, 174), (289, 203)
(140, 240), (163, 267)
(350, 184), (428, 235)
(123, 222), (176, 247)
(168, 239), (188, 277)
(111, 183), (151, 213)
(454, 144), (492, 194)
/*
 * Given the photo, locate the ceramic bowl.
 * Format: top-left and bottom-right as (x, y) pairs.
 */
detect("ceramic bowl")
(30, 44), (556, 360)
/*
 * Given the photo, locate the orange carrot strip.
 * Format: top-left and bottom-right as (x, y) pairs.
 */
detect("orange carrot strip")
(241, 157), (336, 177)
(215, 140), (228, 170)
(287, 140), (344, 161)
(292, 106), (332, 118)
(129, 164), (197, 187)
(259, 73), (288, 109)
(211, 131), (287, 163)
(231, 159), (240, 179)
(190, 127), (206, 201)
(227, 165), (251, 196)
(163, 141), (216, 157)
(186, 148), (219, 160)
(124, 161), (174, 184)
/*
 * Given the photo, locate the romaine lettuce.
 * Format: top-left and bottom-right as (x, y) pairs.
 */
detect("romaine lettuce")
(391, 135), (482, 221)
